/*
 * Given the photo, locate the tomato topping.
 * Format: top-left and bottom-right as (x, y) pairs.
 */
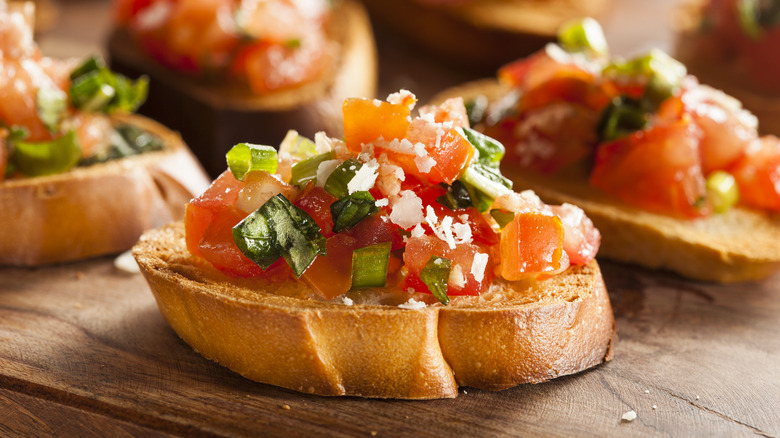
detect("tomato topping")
(198, 205), (265, 278)
(184, 170), (245, 256)
(293, 184), (337, 237)
(404, 126), (474, 184)
(499, 212), (567, 281)
(730, 136), (780, 211)
(343, 97), (411, 154)
(347, 214), (404, 250)
(551, 204), (600, 265)
(590, 118), (711, 218)
(402, 235), (493, 296)
(301, 234), (357, 300)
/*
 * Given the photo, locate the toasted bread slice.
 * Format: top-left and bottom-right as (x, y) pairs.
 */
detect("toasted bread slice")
(434, 80), (780, 283)
(107, 0), (377, 176)
(0, 114), (210, 266)
(362, 0), (613, 72)
(133, 222), (615, 399)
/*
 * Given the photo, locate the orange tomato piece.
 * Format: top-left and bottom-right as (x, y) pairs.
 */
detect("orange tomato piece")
(343, 97), (410, 154)
(730, 136), (780, 211)
(499, 212), (566, 281)
(300, 233), (357, 299)
(590, 118), (710, 218)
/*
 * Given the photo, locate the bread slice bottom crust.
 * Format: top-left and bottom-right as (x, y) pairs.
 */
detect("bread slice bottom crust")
(0, 114), (210, 266)
(434, 79), (780, 283)
(133, 222), (615, 399)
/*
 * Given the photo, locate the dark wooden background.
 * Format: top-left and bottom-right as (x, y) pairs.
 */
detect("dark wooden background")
(3, 0), (778, 436)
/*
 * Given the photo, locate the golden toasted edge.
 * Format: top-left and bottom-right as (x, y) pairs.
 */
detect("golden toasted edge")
(107, 0), (377, 112)
(133, 222), (615, 399)
(0, 114), (209, 266)
(435, 79), (780, 282)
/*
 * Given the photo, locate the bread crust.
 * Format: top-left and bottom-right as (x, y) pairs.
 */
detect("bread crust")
(107, 0), (378, 176)
(362, 0), (613, 72)
(434, 80), (780, 283)
(0, 114), (210, 266)
(133, 222), (615, 399)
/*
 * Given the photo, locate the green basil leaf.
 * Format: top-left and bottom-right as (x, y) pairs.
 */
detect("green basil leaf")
(597, 96), (648, 142)
(330, 190), (378, 233)
(436, 180), (473, 210)
(351, 242), (391, 289)
(324, 158), (362, 199)
(458, 126), (505, 168)
(420, 255), (451, 305)
(226, 142), (278, 180)
(233, 194), (326, 277)
(12, 130), (81, 176)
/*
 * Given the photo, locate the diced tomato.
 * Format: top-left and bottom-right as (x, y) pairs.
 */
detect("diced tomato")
(197, 205), (266, 277)
(590, 118), (711, 218)
(184, 170), (245, 256)
(498, 51), (595, 91)
(232, 39), (328, 94)
(519, 75), (613, 113)
(499, 212), (567, 281)
(551, 204), (600, 265)
(114, 0), (156, 25)
(293, 184), (337, 237)
(300, 233), (356, 299)
(401, 235), (493, 296)
(347, 214), (404, 250)
(402, 123), (474, 184)
(730, 136), (780, 211)
(459, 207), (500, 246)
(418, 97), (470, 128)
(489, 102), (598, 174)
(343, 97), (410, 153)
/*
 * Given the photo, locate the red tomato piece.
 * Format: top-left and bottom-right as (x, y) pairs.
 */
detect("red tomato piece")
(198, 205), (266, 278)
(293, 184), (337, 237)
(499, 212), (566, 281)
(184, 170), (245, 256)
(402, 235), (493, 296)
(347, 214), (404, 250)
(590, 118), (711, 218)
(551, 204), (600, 265)
(343, 97), (410, 154)
(519, 75), (612, 113)
(730, 136), (780, 211)
(300, 233), (357, 299)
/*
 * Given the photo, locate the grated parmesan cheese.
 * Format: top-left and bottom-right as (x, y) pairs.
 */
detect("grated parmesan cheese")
(471, 253), (489, 283)
(342, 296), (354, 306)
(398, 298), (427, 310)
(449, 263), (465, 288)
(410, 224), (426, 238)
(424, 206), (472, 249)
(621, 410), (637, 422)
(347, 160), (379, 194)
(114, 250), (140, 274)
(389, 190), (424, 229)
(375, 198), (389, 208)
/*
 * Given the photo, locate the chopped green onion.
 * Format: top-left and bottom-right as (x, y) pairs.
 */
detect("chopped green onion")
(324, 158), (362, 198)
(436, 180), (473, 210)
(330, 191), (378, 232)
(226, 142), (278, 180)
(279, 130), (317, 161)
(6, 125), (29, 142)
(603, 49), (686, 107)
(490, 209), (515, 229)
(69, 56), (148, 114)
(285, 38), (301, 48)
(12, 130), (81, 177)
(465, 95), (488, 127)
(596, 96), (648, 142)
(558, 17), (609, 57)
(460, 163), (513, 212)
(36, 87), (67, 133)
(738, 0), (763, 39)
(420, 255), (451, 305)
(706, 170), (739, 214)
(458, 127), (505, 168)
(351, 242), (391, 289)
(233, 194), (326, 277)
(290, 150), (336, 187)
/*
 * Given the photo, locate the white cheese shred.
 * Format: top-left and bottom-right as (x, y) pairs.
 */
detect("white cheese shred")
(471, 253), (489, 283)
(398, 298), (427, 310)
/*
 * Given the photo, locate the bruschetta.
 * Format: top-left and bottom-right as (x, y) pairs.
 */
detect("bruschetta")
(109, 0), (377, 176)
(434, 18), (780, 282)
(0, 2), (209, 266)
(133, 89), (615, 399)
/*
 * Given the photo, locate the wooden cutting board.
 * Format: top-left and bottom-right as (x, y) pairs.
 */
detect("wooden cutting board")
(1, 256), (778, 437)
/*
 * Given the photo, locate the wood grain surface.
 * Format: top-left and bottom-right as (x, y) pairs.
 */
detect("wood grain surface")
(1, 257), (778, 437)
